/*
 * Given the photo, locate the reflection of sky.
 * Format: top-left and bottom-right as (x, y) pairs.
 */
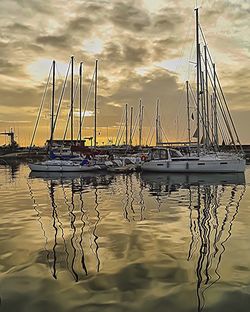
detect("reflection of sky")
(0, 164), (250, 311)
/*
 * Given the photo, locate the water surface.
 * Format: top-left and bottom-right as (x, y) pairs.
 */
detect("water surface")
(0, 163), (250, 311)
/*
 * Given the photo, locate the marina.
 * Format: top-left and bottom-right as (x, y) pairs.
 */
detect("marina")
(0, 0), (250, 311)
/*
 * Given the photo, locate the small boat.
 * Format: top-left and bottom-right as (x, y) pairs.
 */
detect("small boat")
(28, 159), (101, 172)
(106, 159), (136, 173)
(141, 148), (245, 173)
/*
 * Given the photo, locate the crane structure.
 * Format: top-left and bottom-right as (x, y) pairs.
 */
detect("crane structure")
(0, 129), (17, 147)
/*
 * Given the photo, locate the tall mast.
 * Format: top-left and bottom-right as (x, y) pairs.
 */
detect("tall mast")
(204, 45), (210, 146)
(156, 98), (160, 145)
(211, 94), (214, 143)
(213, 63), (218, 146)
(142, 105), (144, 145)
(158, 118), (162, 144)
(195, 8), (200, 156)
(186, 81), (191, 146)
(79, 62), (83, 144)
(139, 99), (142, 146)
(139, 100), (144, 147)
(129, 106), (133, 146)
(201, 71), (206, 148)
(94, 60), (98, 148)
(70, 56), (74, 147)
(125, 103), (128, 146)
(50, 60), (56, 148)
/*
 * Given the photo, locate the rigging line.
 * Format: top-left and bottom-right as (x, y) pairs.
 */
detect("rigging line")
(145, 109), (155, 145)
(148, 127), (155, 146)
(173, 10), (193, 76)
(187, 30), (196, 82)
(159, 123), (169, 143)
(189, 84), (219, 151)
(204, 58), (237, 149)
(143, 106), (153, 145)
(77, 68), (96, 140)
(190, 85), (215, 149)
(117, 119), (126, 146)
(115, 107), (125, 146)
(62, 77), (80, 142)
(52, 60), (71, 137)
(131, 108), (140, 141)
(216, 72), (243, 150)
(199, 24), (241, 149)
(29, 63), (53, 150)
(215, 105), (231, 145)
(175, 80), (186, 118)
(145, 119), (154, 146)
(174, 84), (187, 141)
(55, 63), (63, 82)
(200, 61), (230, 144)
(52, 63), (70, 135)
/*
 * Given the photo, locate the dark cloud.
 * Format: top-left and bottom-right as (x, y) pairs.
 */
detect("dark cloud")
(110, 1), (151, 32)
(36, 34), (71, 49)
(68, 16), (95, 34)
(7, 22), (32, 32)
(152, 9), (184, 33)
(0, 59), (25, 76)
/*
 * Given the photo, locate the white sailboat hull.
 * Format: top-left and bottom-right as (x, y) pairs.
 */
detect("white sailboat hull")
(141, 158), (245, 173)
(29, 163), (100, 172)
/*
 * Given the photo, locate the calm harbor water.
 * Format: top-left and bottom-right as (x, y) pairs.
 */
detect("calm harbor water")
(0, 162), (250, 312)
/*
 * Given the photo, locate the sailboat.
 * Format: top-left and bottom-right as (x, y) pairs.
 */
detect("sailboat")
(142, 8), (245, 173)
(29, 58), (101, 172)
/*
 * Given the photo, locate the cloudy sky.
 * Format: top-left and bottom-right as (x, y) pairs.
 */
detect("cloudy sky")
(0, 0), (249, 146)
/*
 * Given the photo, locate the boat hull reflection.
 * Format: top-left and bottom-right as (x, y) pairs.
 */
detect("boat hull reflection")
(29, 170), (113, 180)
(141, 172), (245, 187)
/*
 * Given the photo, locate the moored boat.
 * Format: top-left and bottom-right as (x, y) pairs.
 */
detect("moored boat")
(141, 148), (245, 173)
(106, 158), (136, 173)
(28, 159), (101, 172)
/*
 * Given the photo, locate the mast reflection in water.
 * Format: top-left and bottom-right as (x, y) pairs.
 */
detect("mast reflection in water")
(28, 171), (115, 281)
(141, 172), (246, 311)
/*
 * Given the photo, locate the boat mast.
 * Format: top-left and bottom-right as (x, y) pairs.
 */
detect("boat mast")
(156, 98), (160, 146)
(70, 56), (74, 147)
(186, 81), (191, 146)
(125, 103), (128, 146)
(130, 106), (133, 146)
(139, 104), (144, 147)
(94, 60), (98, 148)
(79, 62), (83, 144)
(211, 94), (214, 143)
(201, 71), (206, 149)
(195, 8), (200, 156)
(139, 99), (142, 146)
(204, 45), (210, 147)
(213, 63), (218, 146)
(50, 60), (56, 149)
